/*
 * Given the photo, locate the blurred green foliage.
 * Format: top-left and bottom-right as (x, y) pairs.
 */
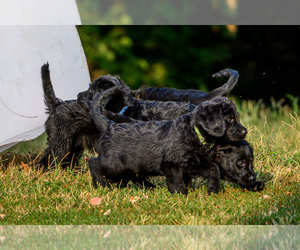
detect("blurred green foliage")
(76, 0), (300, 25)
(77, 26), (236, 90)
(76, 0), (237, 25)
(77, 25), (300, 103)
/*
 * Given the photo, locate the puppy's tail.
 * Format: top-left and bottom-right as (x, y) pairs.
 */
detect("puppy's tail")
(41, 63), (61, 112)
(207, 69), (239, 99)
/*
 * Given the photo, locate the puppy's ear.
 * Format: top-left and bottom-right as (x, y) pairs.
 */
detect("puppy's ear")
(216, 144), (233, 153)
(198, 102), (226, 137)
(214, 145), (233, 164)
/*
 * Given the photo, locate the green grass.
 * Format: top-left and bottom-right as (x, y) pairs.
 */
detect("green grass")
(1, 99), (300, 225)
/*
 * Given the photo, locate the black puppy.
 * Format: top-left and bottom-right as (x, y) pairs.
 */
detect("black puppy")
(39, 63), (134, 170)
(131, 69), (238, 105)
(88, 94), (248, 194)
(89, 138), (265, 193)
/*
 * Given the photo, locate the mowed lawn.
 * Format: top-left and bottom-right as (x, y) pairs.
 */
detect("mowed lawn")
(0, 99), (300, 225)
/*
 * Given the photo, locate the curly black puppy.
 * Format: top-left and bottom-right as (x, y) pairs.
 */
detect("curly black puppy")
(88, 94), (249, 194)
(131, 69), (238, 105)
(39, 63), (134, 170)
(89, 137), (265, 193)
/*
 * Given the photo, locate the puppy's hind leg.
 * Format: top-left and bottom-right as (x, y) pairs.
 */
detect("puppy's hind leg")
(88, 157), (109, 188)
(39, 144), (60, 172)
(67, 144), (85, 170)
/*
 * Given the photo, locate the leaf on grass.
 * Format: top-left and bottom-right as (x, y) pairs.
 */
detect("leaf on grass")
(286, 192), (293, 196)
(263, 195), (271, 199)
(103, 230), (111, 238)
(89, 197), (103, 206)
(20, 161), (29, 172)
(103, 209), (111, 215)
(0, 214), (6, 220)
(130, 196), (140, 204)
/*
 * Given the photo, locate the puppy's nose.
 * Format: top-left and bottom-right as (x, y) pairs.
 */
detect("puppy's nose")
(239, 128), (248, 137)
(248, 175), (256, 182)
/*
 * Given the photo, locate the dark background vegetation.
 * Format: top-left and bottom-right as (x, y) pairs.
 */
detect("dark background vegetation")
(77, 25), (300, 104)
(76, 0), (300, 25)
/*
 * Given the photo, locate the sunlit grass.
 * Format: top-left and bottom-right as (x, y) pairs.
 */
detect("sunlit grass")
(0, 99), (300, 225)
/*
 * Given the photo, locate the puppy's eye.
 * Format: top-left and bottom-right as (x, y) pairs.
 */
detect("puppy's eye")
(237, 159), (247, 167)
(227, 117), (234, 123)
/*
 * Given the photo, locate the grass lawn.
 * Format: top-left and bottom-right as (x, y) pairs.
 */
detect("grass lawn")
(0, 99), (300, 225)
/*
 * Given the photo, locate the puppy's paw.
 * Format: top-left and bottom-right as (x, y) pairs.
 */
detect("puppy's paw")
(207, 186), (220, 195)
(92, 175), (109, 188)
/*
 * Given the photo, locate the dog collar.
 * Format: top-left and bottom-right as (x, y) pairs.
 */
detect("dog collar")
(194, 126), (214, 148)
(119, 106), (128, 115)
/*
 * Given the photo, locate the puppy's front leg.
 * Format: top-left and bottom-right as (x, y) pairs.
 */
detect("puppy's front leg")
(165, 166), (187, 195)
(88, 157), (109, 188)
(205, 163), (221, 194)
(183, 169), (193, 189)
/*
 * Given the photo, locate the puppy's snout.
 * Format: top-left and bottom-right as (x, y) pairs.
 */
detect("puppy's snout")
(247, 174), (256, 182)
(239, 128), (248, 136)
(242, 129), (248, 136)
